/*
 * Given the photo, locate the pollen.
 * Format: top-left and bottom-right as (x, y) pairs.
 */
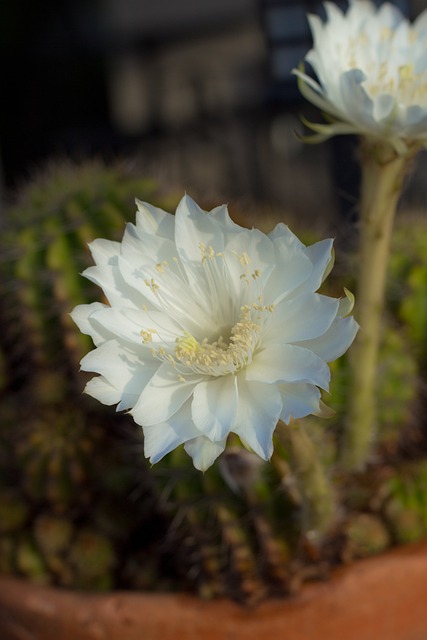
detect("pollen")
(145, 278), (159, 293)
(199, 242), (216, 261)
(140, 329), (154, 343)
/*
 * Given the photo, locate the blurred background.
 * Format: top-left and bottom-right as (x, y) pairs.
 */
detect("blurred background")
(1, 0), (426, 234)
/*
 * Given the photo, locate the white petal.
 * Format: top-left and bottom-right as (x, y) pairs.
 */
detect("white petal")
(88, 238), (121, 265)
(131, 363), (202, 426)
(264, 293), (339, 345)
(175, 195), (224, 266)
(224, 226), (276, 290)
(80, 339), (158, 411)
(89, 306), (181, 346)
(83, 263), (146, 310)
(296, 316), (359, 362)
(339, 69), (375, 131)
(247, 343), (330, 390)
(278, 383), (321, 423)
(121, 221), (177, 268)
(191, 376), (238, 441)
(135, 199), (175, 240)
(143, 400), (200, 464)
(209, 204), (243, 237)
(266, 226), (313, 302)
(84, 376), (120, 405)
(70, 302), (110, 346)
(233, 378), (282, 460)
(293, 239), (334, 297)
(184, 436), (227, 471)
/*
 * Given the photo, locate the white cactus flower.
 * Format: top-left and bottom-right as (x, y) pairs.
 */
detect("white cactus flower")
(71, 195), (358, 471)
(294, 0), (427, 154)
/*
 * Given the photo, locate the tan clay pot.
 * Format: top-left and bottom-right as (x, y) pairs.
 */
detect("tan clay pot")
(1, 540), (427, 640)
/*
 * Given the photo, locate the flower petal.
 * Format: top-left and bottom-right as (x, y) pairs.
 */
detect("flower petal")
(70, 302), (110, 346)
(247, 343), (330, 389)
(264, 293), (339, 344)
(233, 378), (282, 460)
(191, 376), (238, 441)
(143, 400), (200, 464)
(278, 383), (321, 423)
(175, 195), (224, 268)
(184, 436), (227, 471)
(80, 339), (158, 411)
(131, 362), (202, 426)
(296, 315), (359, 363)
(135, 199), (175, 240)
(88, 306), (181, 346)
(84, 376), (121, 406)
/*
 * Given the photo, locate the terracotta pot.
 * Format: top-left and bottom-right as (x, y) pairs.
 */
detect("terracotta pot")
(1, 540), (427, 640)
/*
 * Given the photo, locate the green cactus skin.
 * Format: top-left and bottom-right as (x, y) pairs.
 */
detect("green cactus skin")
(344, 513), (391, 559)
(0, 489), (29, 534)
(323, 325), (418, 457)
(66, 527), (117, 591)
(388, 217), (427, 373)
(33, 514), (74, 559)
(382, 461), (427, 545)
(15, 536), (50, 585)
(15, 407), (101, 509)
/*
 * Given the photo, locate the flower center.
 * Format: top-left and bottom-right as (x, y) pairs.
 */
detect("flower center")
(174, 304), (268, 377)
(141, 302), (274, 378)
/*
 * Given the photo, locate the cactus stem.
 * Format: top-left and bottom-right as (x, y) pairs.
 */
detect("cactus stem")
(342, 140), (418, 470)
(275, 420), (335, 536)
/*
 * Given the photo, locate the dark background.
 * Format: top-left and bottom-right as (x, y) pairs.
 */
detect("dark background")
(0, 0), (421, 231)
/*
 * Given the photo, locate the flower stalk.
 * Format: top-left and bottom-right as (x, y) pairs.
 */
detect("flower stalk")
(275, 419), (334, 534)
(342, 140), (418, 469)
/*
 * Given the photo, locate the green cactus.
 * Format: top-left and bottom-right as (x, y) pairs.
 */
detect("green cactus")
(151, 446), (299, 602)
(15, 406), (102, 509)
(344, 513), (391, 559)
(66, 526), (117, 591)
(322, 324), (418, 456)
(383, 461), (427, 544)
(0, 488), (29, 534)
(388, 217), (427, 371)
(15, 535), (50, 584)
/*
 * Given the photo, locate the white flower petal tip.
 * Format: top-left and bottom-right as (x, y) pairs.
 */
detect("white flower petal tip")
(295, 0), (427, 151)
(313, 400), (336, 419)
(71, 194), (357, 471)
(339, 288), (355, 318)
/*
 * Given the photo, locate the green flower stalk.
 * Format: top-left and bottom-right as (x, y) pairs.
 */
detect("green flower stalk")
(342, 141), (417, 468)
